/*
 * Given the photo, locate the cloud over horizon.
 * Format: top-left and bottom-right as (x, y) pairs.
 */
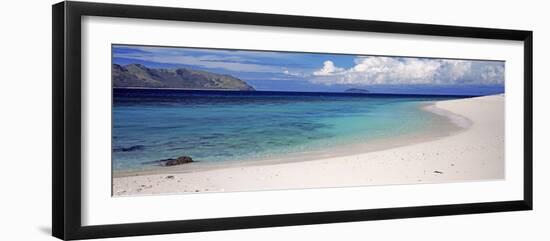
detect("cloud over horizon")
(112, 45), (505, 95)
(311, 56), (504, 86)
(113, 45), (310, 74)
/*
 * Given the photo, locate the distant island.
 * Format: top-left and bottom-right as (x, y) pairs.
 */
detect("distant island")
(113, 64), (255, 91)
(344, 88), (370, 94)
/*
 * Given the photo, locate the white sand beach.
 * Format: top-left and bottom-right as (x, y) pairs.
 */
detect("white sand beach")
(113, 95), (504, 196)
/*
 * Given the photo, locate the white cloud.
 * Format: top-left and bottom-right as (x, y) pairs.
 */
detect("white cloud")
(313, 61), (345, 76)
(282, 68), (308, 77)
(121, 53), (282, 73)
(312, 56), (504, 86)
(115, 46), (284, 73)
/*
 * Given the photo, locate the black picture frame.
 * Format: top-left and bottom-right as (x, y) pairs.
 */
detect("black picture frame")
(52, 1), (533, 240)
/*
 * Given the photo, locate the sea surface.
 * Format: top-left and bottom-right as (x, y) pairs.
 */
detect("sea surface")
(112, 89), (471, 171)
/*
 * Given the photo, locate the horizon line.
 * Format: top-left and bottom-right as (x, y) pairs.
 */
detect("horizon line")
(113, 87), (497, 97)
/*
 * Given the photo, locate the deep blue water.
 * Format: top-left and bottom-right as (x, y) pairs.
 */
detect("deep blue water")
(112, 89), (471, 171)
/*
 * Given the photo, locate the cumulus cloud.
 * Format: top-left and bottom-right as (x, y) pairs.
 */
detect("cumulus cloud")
(313, 61), (345, 76)
(312, 56), (504, 86)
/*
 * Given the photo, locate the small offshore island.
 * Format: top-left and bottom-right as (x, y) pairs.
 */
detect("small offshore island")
(344, 88), (370, 94)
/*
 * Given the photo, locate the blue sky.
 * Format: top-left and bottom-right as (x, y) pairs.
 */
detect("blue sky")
(112, 44), (505, 95)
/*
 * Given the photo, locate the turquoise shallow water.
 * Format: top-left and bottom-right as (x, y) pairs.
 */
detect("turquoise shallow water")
(112, 89), (464, 171)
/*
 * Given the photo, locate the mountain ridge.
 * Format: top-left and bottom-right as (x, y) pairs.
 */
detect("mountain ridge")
(112, 64), (255, 91)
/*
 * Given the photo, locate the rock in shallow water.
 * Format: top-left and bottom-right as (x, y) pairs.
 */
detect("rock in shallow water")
(144, 155), (195, 166)
(165, 156), (194, 166)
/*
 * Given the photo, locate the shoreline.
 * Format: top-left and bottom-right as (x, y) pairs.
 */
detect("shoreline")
(113, 101), (466, 178)
(113, 95), (504, 196)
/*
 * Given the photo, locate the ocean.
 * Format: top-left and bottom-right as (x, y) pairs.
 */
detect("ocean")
(112, 88), (471, 172)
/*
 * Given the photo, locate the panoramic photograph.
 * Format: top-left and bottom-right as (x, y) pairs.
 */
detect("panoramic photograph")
(111, 44), (505, 196)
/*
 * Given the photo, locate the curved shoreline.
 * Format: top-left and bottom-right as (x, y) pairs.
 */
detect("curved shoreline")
(113, 95), (504, 196)
(114, 100), (467, 177)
